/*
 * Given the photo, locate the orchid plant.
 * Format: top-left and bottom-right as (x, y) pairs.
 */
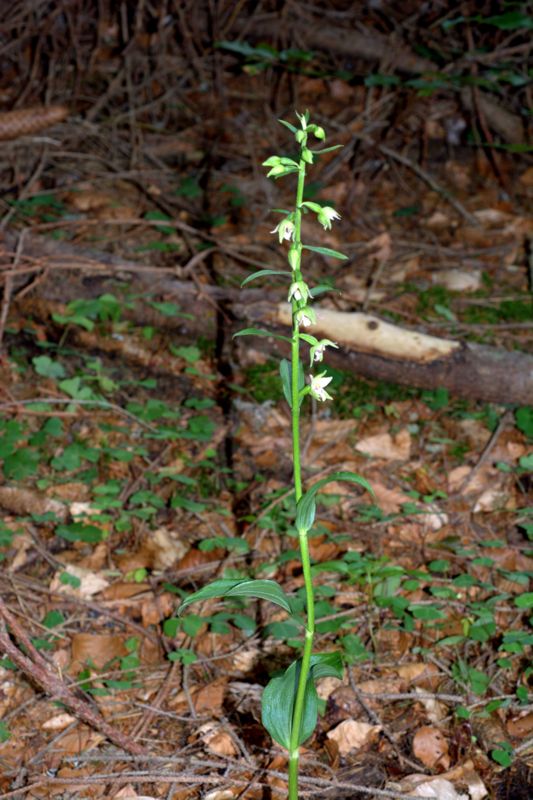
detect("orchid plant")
(178, 111), (372, 800)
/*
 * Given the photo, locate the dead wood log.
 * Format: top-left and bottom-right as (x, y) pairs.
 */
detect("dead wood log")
(1, 231), (531, 406)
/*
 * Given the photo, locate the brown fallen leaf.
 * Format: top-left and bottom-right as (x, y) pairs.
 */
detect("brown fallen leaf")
(391, 775), (469, 799)
(195, 721), (238, 757)
(368, 481), (411, 514)
(41, 713), (76, 731)
(412, 725), (450, 769)
(355, 428), (411, 461)
(326, 719), (381, 755)
(507, 710), (533, 739)
(396, 662), (440, 691)
(204, 791), (237, 800)
(70, 633), (127, 671)
(193, 677), (227, 716)
(50, 566), (109, 598)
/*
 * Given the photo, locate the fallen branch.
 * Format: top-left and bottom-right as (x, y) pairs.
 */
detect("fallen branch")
(0, 596), (147, 757)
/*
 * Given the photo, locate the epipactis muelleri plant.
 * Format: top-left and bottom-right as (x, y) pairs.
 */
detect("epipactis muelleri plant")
(178, 111), (373, 800)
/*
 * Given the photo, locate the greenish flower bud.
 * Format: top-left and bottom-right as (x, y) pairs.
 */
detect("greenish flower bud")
(266, 164), (291, 178)
(288, 245), (300, 271)
(262, 156), (281, 167)
(302, 148), (314, 164)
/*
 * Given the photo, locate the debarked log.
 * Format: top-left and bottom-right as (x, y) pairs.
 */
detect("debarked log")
(241, 301), (533, 407)
(1, 230), (531, 406)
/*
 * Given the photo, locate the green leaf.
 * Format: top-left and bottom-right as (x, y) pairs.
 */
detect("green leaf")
(309, 651), (343, 681)
(42, 610), (65, 629)
(52, 312), (94, 331)
(262, 660), (301, 749)
(279, 358), (292, 408)
(261, 653), (342, 750)
(173, 345), (200, 363)
(177, 578), (292, 616)
(56, 522), (105, 544)
(312, 145), (343, 154)
(241, 269), (291, 287)
(515, 407), (533, 438)
(278, 119), (297, 134)
(59, 571), (81, 588)
(261, 660), (318, 749)
(296, 471), (373, 532)
(3, 448), (41, 480)
(491, 742), (514, 768)
(59, 377), (97, 401)
(168, 648), (197, 665)
(303, 245), (347, 260)
(483, 11), (533, 30)
(32, 356), (66, 379)
(148, 301), (193, 319)
(310, 283), (336, 298)
(234, 328), (292, 343)
(409, 604), (446, 620)
(515, 593), (533, 609)
(0, 721), (10, 743)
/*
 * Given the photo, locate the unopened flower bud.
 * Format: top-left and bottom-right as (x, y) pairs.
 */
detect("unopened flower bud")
(288, 245), (300, 271)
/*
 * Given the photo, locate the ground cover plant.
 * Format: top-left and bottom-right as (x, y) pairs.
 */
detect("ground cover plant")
(0, 3), (532, 800)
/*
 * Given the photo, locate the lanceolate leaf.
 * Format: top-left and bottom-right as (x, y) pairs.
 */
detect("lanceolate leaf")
(303, 245), (348, 260)
(262, 660), (298, 749)
(262, 660), (318, 749)
(241, 269), (291, 287)
(261, 652), (343, 750)
(278, 119), (297, 134)
(280, 358), (305, 408)
(296, 471), (374, 532)
(310, 283), (337, 298)
(312, 144), (343, 154)
(279, 358), (292, 408)
(177, 579), (292, 616)
(233, 328), (292, 343)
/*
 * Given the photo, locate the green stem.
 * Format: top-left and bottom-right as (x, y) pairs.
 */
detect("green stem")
(288, 154), (315, 800)
(288, 530), (315, 800)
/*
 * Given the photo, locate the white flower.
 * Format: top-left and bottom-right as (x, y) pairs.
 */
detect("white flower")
(288, 281), (309, 303)
(310, 338), (338, 364)
(295, 307), (316, 328)
(309, 372), (333, 402)
(317, 206), (341, 230)
(271, 218), (295, 243)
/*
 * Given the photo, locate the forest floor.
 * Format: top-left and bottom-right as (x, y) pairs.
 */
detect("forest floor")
(0, 6), (532, 800)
